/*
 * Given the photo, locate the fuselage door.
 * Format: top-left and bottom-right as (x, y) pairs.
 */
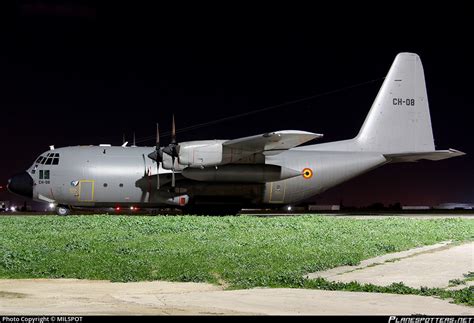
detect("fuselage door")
(78, 180), (95, 202)
(269, 181), (286, 203)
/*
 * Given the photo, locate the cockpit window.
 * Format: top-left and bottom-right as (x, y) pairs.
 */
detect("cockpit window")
(37, 153), (60, 165)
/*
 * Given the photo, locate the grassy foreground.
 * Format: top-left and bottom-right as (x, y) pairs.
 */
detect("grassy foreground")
(0, 215), (473, 304)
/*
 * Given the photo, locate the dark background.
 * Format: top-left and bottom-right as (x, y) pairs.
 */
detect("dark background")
(0, 2), (471, 207)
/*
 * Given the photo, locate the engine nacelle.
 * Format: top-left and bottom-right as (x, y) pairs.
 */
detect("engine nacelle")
(161, 153), (186, 171)
(178, 140), (226, 168)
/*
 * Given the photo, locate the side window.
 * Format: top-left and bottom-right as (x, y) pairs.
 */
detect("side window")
(39, 170), (44, 180)
(44, 170), (50, 180)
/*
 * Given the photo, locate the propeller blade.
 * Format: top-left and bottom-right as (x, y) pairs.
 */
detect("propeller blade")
(171, 170), (175, 188)
(171, 157), (176, 188)
(163, 116), (179, 158)
(171, 116), (177, 189)
(171, 114), (176, 144)
(146, 122), (168, 190)
(147, 123), (163, 162)
(154, 116), (178, 190)
(157, 123), (160, 189)
(157, 167), (160, 190)
(156, 123), (160, 149)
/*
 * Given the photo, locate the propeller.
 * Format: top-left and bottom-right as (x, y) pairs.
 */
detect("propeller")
(147, 123), (162, 189)
(161, 115), (179, 188)
(147, 115), (179, 190)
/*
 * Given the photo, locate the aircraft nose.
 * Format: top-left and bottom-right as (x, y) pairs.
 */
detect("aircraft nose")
(7, 172), (33, 198)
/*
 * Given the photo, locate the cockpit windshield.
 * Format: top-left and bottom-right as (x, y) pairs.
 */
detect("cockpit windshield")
(35, 153), (60, 165)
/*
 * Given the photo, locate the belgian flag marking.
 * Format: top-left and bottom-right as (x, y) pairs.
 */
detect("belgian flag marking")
(302, 168), (313, 179)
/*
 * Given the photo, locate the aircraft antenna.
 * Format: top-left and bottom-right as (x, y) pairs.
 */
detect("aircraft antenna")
(131, 77), (385, 144)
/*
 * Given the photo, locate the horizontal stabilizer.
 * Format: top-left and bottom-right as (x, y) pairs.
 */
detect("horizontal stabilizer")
(384, 149), (465, 163)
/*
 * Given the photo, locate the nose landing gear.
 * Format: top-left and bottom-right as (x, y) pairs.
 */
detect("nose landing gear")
(56, 205), (70, 216)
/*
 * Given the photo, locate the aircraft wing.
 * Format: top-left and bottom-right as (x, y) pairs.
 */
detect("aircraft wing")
(223, 130), (323, 152)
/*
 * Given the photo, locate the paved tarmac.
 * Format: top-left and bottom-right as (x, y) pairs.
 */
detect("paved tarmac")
(307, 241), (474, 289)
(0, 279), (472, 315)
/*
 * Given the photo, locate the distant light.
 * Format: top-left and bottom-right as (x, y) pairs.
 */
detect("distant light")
(130, 206), (135, 211)
(115, 206), (121, 211)
(10, 206), (16, 212)
(287, 206), (292, 211)
(49, 203), (55, 209)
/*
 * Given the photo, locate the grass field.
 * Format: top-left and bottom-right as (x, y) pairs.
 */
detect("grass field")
(1, 215), (473, 304)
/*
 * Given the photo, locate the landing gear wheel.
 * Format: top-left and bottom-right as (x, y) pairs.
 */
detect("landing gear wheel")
(56, 205), (70, 216)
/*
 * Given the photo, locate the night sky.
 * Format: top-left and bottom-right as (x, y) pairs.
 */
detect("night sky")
(0, 2), (471, 207)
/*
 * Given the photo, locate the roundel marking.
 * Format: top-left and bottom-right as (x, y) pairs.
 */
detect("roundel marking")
(302, 168), (313, 179)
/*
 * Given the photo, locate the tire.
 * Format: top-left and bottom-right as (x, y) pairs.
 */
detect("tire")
(56, 206), (70, 216)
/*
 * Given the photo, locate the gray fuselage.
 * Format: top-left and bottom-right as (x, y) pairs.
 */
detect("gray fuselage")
(25, 145), (387, 209)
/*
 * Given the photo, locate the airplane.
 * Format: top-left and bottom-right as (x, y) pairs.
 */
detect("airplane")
(7, 52), (465, 215)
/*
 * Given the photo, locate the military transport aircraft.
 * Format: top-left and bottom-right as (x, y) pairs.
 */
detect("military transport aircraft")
(8, 53), (465, 215)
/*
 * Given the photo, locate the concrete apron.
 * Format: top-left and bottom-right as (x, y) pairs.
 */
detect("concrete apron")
(307, 241), (474, 289)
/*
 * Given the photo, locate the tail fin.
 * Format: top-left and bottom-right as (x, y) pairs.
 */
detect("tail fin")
(303, 52), (464, 161)
(355, 52), (435, 153)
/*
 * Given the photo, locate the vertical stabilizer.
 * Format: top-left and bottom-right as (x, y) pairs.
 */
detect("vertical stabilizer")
(355, 52), (435, 153)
